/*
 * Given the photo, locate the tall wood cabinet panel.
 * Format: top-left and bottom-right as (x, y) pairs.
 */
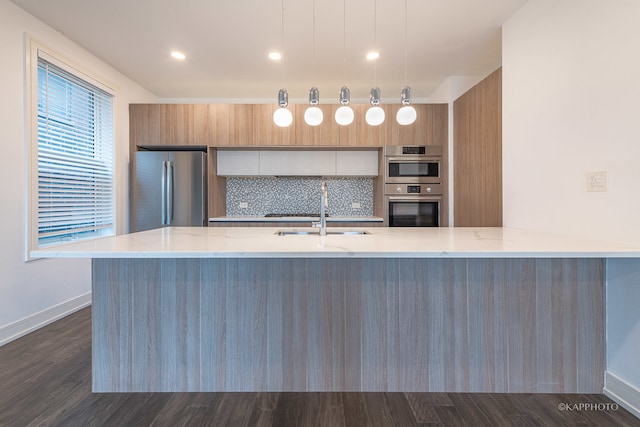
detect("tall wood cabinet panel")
(294, 104), (340, 146)
(253, 104), (296, 146)
(454, 67), (502, 227)
(208, 104), (253, 146)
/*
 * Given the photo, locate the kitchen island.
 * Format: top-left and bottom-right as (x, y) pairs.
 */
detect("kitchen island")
(33, 227), (640, 393)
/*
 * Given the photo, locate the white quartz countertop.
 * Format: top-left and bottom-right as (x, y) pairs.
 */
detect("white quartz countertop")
(31, 226), (640, 259)
(209, 216), (383, 222)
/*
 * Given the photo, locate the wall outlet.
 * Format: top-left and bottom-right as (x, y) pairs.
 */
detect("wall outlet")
(585, 171), (608, 192)
(239, 202), (249, 208)
(351, 202), (361, 209)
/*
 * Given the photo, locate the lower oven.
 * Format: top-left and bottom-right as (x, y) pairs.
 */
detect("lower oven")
(384, 184), (442, 227)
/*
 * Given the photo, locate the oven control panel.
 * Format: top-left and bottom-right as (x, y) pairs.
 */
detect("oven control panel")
(385, 183), (443, 195)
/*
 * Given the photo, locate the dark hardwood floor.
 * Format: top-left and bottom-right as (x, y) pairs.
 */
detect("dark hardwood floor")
(0, 307), (638, 427)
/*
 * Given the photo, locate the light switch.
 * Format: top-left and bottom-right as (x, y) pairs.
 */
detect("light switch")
(585, 171), (608, 192)
(239, 202), (249, 208)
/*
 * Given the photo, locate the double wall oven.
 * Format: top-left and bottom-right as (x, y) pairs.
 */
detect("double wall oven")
(384, 145), (442, 227)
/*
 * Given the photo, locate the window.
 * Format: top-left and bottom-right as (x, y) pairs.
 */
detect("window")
(28, 43), (115, 251)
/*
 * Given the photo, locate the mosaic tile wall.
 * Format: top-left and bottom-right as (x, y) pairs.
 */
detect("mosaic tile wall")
(225, 177), (374, 217)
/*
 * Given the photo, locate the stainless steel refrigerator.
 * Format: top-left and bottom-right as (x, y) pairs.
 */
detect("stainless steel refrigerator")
(131, 150), (208, 232)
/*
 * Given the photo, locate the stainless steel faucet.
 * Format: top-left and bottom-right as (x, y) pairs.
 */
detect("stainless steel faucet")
(313, 180), (328, 236)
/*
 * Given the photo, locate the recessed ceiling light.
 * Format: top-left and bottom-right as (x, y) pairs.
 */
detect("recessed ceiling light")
(268, 52), (282, 61)
(366, 51), (380, 60)
(171, 51), (186, 60)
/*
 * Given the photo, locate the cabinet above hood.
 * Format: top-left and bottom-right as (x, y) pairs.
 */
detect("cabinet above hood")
(216, 149), (379, 177)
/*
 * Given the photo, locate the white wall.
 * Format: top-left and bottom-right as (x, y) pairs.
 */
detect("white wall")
(0, 0), (156, 343)
(502, 0), (640, 246)
(503, 0), (640, 415)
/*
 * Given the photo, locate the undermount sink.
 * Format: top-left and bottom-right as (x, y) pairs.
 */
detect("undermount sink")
(274, 229), (370, 236)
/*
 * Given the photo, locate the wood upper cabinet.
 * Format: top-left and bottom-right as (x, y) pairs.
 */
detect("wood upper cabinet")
(208, 104), (253, 146)
(338, 104), (389, 147)
(129, 104), (209, 146)
(293, 104), (339, 146)
(129, 102), (448, 148)
(129, 104), (160, 147)
(387, 104), (448, 146)
(253, 104), (296, 146)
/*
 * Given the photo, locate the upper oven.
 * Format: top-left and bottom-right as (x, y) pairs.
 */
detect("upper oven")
(384, 145), (442, 184)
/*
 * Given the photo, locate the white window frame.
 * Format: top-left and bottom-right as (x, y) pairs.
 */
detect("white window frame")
(26, 37), (116, 260)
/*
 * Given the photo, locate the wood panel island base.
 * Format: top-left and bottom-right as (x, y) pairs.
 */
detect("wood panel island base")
(34, 227), (640, 393)
(92, 257), (604, 393)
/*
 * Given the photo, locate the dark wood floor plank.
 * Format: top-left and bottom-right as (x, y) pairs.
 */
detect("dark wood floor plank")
(405, 392), (452, 423)
(246, 392), (281, 427)
(342, 392), (369, 427)
(1, 307), (638, 427)
(272, 392), (346, 427)
(358, 393), (419, 427)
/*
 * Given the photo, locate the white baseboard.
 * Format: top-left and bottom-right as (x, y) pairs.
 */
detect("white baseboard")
(604, 371), (640, 419)
(0, 292), (91, 347)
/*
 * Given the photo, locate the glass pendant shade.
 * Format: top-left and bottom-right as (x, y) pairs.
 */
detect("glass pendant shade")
(304, 107), (323, 126)
(366, 106), (385, 126)
(335, 86), (354, 125)
(335, 106), (354, 125)
(273, 107), (293, 127)
(365, 87), (385, 126)
(396, 106), (416, 125)
(304, 87), (323, 126)
(273, 88), (293, 127)
(396, 86), (417, 125)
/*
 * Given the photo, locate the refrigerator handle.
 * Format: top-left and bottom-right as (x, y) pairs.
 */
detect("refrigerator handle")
(161, 161), (167, 225)
(167, 161), (174, 225)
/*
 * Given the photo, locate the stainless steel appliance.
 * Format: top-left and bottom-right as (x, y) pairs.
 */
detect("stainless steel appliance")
(384, 145), (442, 184)
(384, 146), (443, 227)
(131, 150), (208, 232)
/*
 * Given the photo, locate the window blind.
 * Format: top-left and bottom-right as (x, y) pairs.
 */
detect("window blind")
(37, 56), (115, 246)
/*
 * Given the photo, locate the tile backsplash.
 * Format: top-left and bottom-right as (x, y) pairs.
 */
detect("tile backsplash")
(225, 177), (374, 217)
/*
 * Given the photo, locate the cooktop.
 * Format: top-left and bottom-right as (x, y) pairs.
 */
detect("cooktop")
(264, 213), (329, 217)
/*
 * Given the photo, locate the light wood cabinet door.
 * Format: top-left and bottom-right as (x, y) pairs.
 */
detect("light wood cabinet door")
(337, 104), (390, 147)
(159, 104), (209, 146)
(387, 104), (447, 146)
(253, 104), (296, 146)
(129, 104), (209, 147)
(209, 104), (254, 146)
(129, 104), (160, 147)
(294, 104), (339, 146)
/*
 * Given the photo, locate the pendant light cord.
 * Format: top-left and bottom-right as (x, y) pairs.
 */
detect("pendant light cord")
(343, 0), (346, 82)
(312, 0), (316, 74)
(280, 0), (285, 86)
(404, 0), (408, 85)
(373, 0), (377, 86)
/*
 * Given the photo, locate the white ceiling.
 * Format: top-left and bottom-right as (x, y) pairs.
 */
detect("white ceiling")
(11, 0), (528, 101)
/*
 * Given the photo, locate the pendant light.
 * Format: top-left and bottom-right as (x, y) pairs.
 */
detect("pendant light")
(365, 0), (385, 126)
(335, 0), (354, 126)
(396, 0), (417, 125)
(273, 88), (293, 127)
(273, 0), (292, 128)
(366, 87), (385, 126)
(335, 86), (354, 125)
(304, 87), (323, 126)
(304, 0), (323, 126)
